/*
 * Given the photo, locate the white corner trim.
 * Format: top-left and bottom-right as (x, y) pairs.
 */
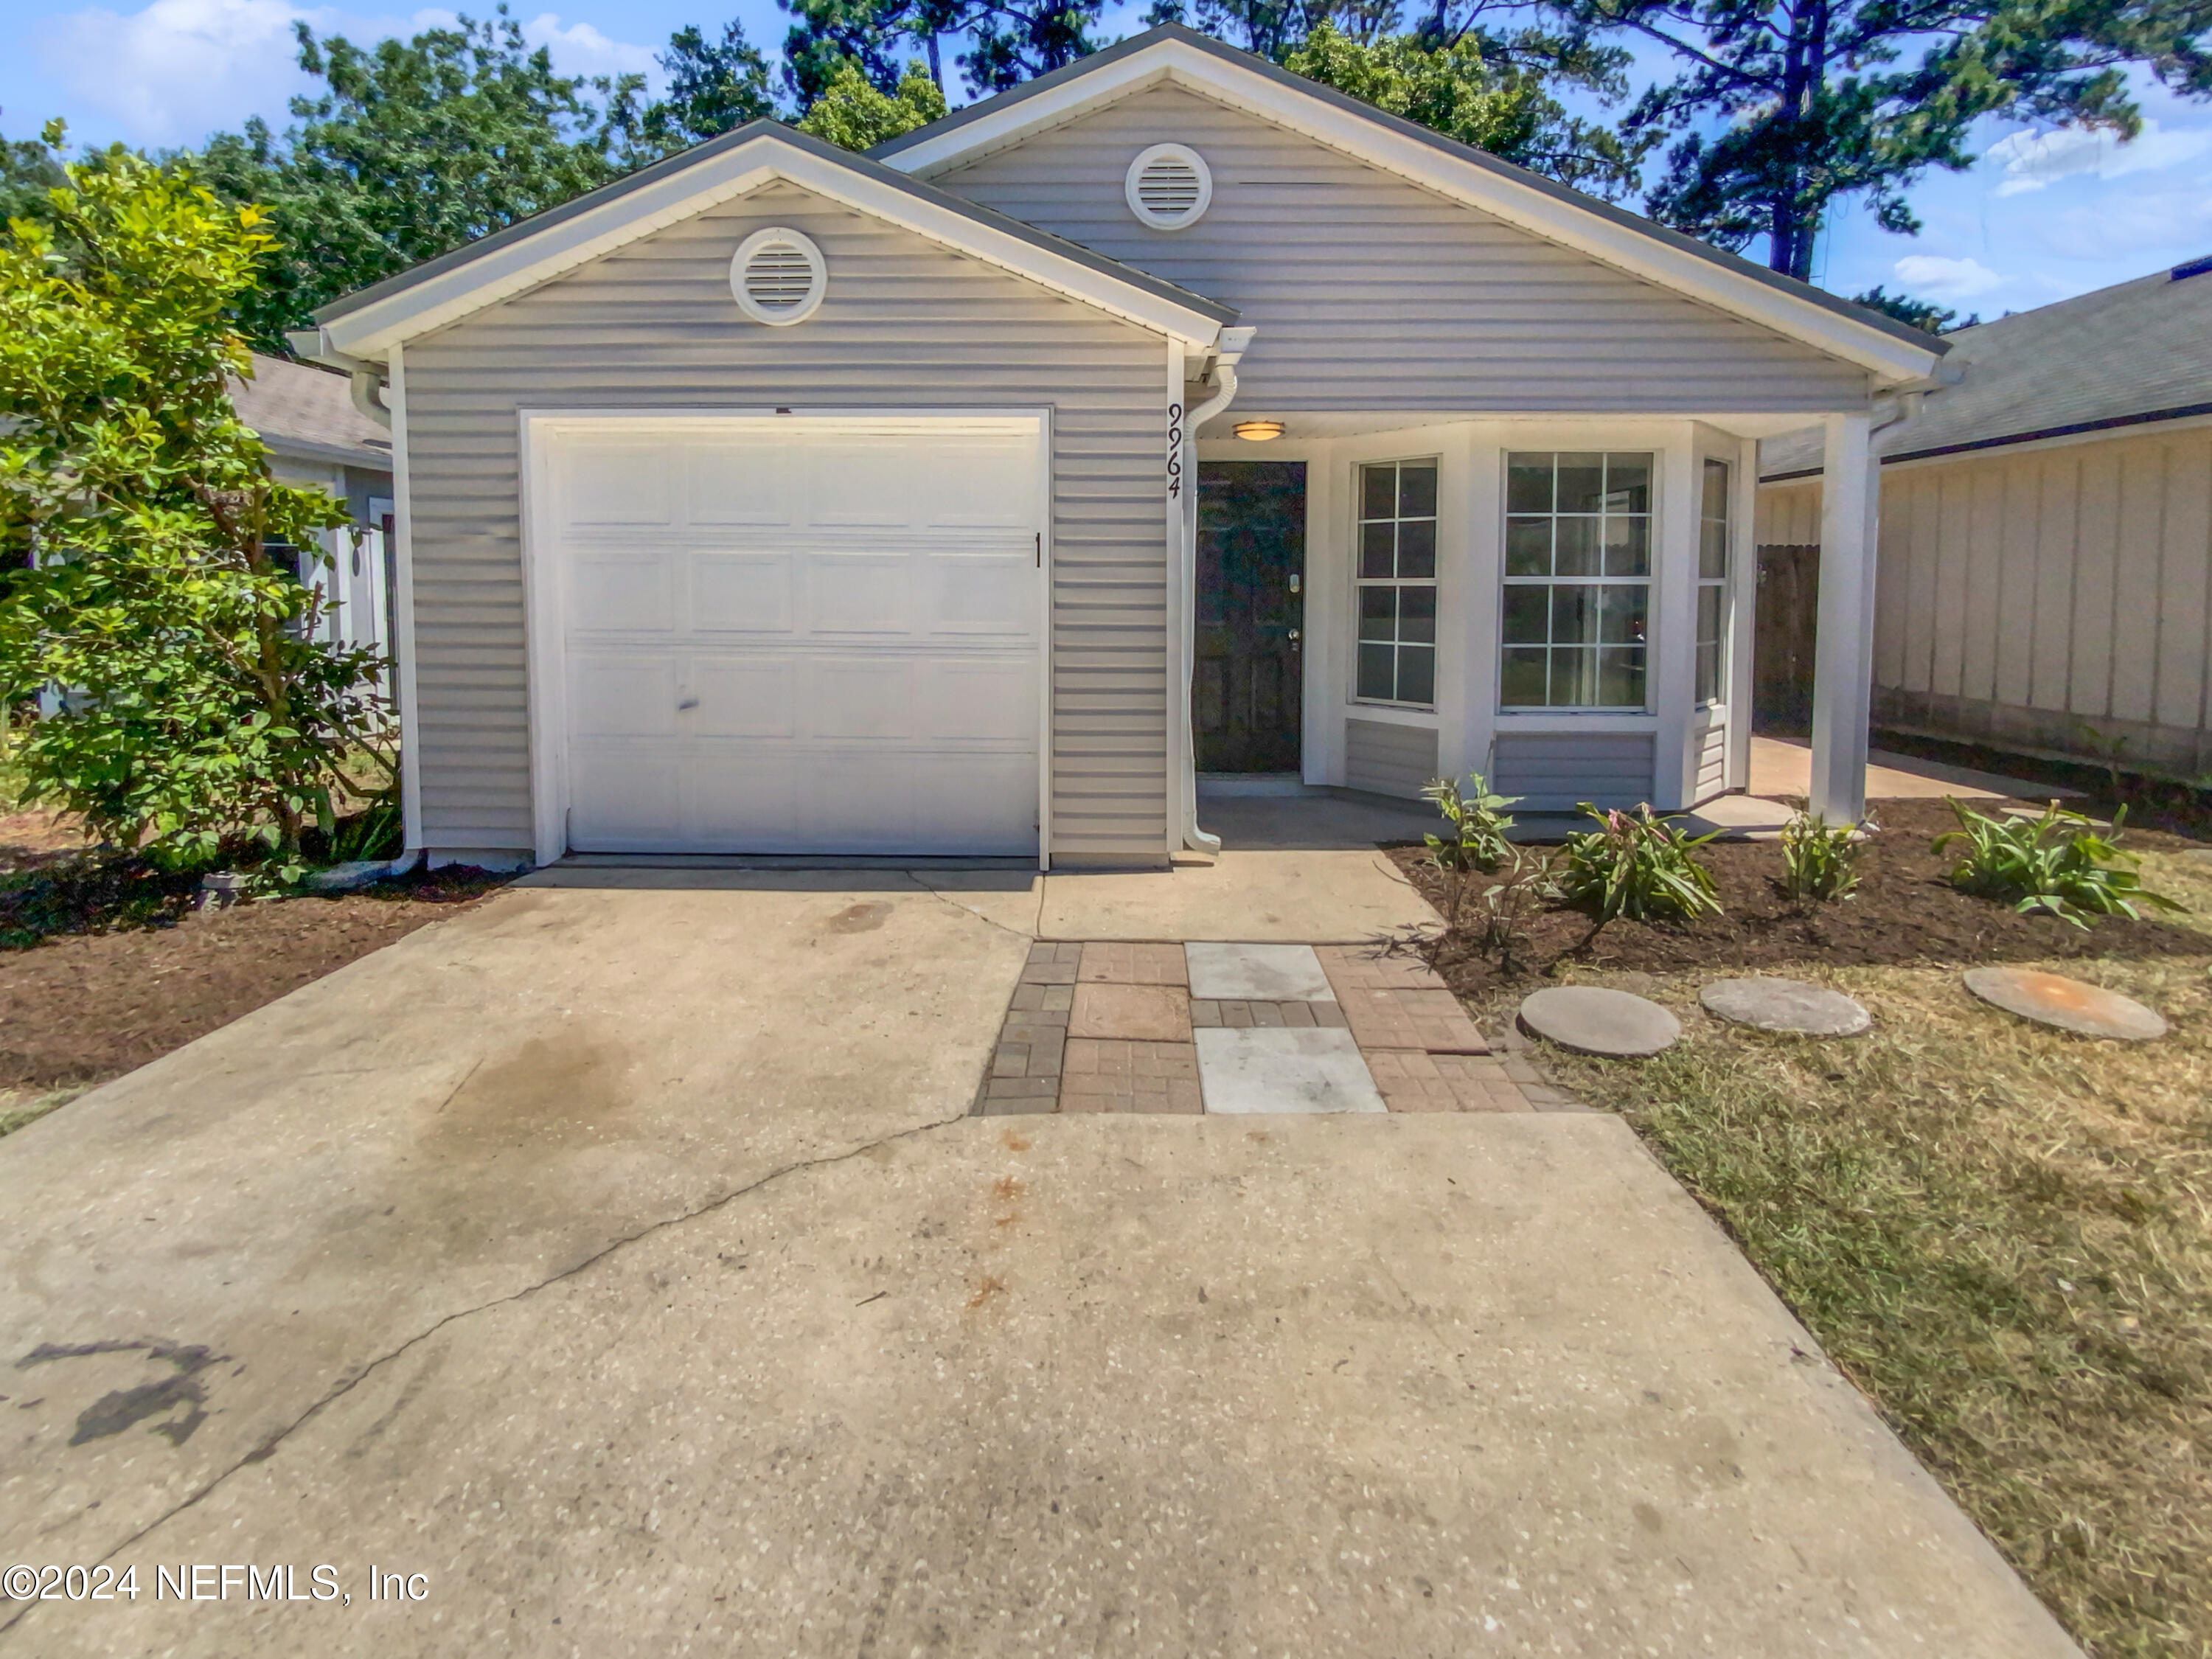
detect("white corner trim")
(886, 40), (1941, 384)
(388, 343), (424, 855)
(318, 134), (1226, 358)
(730, 226), (828, 325)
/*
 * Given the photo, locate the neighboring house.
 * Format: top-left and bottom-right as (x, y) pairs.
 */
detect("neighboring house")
(232, 353), (397, 666)
(1758, 258), (2212, 778)
(291, 25), (1942, 871)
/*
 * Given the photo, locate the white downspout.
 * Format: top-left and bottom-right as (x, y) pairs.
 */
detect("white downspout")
(349, 369), (393, 431)
(1177, 325), (1256, 855)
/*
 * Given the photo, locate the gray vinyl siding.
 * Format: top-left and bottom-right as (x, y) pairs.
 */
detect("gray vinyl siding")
(401, 179), (1172, 864)
(931, 86), (1868, 414)
(1492, 731), (1657, 811)
(1693, 721), (1728, 801)
(1344, 718), (1437, 798)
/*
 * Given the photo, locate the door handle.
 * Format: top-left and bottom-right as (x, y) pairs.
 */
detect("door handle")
(1287, 629), (1301, 647)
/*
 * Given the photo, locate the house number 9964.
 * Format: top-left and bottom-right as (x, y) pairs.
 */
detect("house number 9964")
(1166, 402), (1183, 498)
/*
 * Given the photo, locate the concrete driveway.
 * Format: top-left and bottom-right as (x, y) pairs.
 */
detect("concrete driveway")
(0, 872), (2076, 1657)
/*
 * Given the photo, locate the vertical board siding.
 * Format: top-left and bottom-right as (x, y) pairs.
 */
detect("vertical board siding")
(1770, 425), (2212, 774)
(1492, 731), (1657, 811)
(932, 86), (1869, 414)
(402, 181), (1172, 862)
(1343, 718), (1438, 798)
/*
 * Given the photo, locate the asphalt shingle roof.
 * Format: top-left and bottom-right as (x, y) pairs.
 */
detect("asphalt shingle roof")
(1760, 257), (2212, 479)
(231, 354), (393, 470)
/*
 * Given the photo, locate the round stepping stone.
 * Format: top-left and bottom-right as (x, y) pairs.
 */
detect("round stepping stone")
(1700, 977), (1871, 1037)
(1518, 986), (1680, 1058)
(1962, 967), (2166, 1041)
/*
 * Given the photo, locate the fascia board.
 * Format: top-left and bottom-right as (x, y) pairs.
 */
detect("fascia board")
(883, 40), (1942, 386)
(320, 138), (1228, 359)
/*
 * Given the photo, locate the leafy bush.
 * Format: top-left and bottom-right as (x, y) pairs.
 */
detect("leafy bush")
(1422, 771), (1520, 874)
(1780, 810), (1868, 902)
(1463, 844), (1559, 973)
(1932, 799), (2183, 929)
(1560, 802), (1723, 925)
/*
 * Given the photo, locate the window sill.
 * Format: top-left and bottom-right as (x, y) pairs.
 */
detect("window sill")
(1346, 701), (1439, 727)
(1494, 709), (1656, 730)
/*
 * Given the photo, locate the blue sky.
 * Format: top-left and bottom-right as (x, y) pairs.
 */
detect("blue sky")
(4, 0), (2209, 316)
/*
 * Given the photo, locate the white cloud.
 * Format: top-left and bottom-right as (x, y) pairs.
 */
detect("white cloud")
(29, 0), (657, 148)
(1892, 254), (2005, 299)
(2034, 183), (2212, 260)
(1987, 118), (2212, 197)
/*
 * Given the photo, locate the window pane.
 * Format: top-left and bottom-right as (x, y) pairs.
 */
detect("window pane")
(1360, 521), (1396, 578)
(1506, 455), (1553, 514)
(1396, 518), (1436, 579)
(1599, 585), (1643, 644)
(1398, 644), (1435, 706)
(1552, 645), (1599, 706)
(1554, 516), (1600, 577)
(1700, 518), (1727, 580)
(1696, 583), (1725, 646)
(1501, 585), (1548, 644)
(1702, 457), (1730, 523)
(1500, 648), (1548, 706)
(1605, 454), (1652, 513)
(1557, 453), (1606, 513)
(1599, 646), (1646, 708)
(1398, 583), (1436, 644)
(1359, 585), (1396, 641)
(1602, 514), (1649, 576)
(1696, 641), (1720, 704)
(1551, 585), (1598, 646)
(1505, 516), (1551, 576)
(1357, 642), (1397, 700)
(1398, 465), (1438, 519)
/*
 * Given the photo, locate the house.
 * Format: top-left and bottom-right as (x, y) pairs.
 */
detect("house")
(1758, 258), (2212, 778)
(232, 353), (397, 664)
(289, 24), (1944, 871)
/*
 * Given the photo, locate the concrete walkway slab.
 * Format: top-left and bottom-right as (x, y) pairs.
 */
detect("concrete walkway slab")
(1040, 850), (1439, 942)
(1184, 941), (1335, 1001)
(3, 1115), (2076, 1657)
(1194, 1025), (1389, 1113)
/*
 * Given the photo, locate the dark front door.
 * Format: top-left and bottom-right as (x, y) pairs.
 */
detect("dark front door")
(1194, 462), (1306, 772)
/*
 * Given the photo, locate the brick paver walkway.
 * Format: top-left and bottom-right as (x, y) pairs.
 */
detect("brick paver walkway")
(979, 942), (1579, 1116)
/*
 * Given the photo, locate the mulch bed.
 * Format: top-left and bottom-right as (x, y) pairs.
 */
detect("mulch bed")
(1, 816), (507, 1092)
(1393, 797), (2212, 997)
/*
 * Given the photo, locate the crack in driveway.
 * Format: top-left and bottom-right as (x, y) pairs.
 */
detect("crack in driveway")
(0, 1109), (971, 1640)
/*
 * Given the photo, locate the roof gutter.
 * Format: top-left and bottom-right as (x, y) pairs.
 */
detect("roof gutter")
(288, 330), (393, 431)
(1175, 325), (1256, 857)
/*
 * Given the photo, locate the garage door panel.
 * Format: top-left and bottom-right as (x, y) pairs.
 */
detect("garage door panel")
(692, 554), (793, 633)
(549, 418), (1042, 857)
(686, 444), (795, 526)
(563, 444), (672, 528)
(808, 554), (911, 634)
(568, 551), (675, 634)
(811, 658), (914, 740)
(917, 661), (1037, 744)
(690, 658), (796, 738)
(570, 657), (680, 738)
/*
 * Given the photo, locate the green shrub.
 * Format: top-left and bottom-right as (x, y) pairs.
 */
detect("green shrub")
(1560, 803), (1723, 925)
(1780, 810), (1868, 902)
(1421, 771), (1519, 873)
(1931, 799), (2183, 929)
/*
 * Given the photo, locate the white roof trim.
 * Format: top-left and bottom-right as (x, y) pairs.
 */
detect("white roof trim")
(312, 131), (1228, 360)
(883, 39), (1942, 386)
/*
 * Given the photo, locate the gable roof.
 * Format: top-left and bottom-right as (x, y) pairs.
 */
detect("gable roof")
(300, 120), (1237, 363)
(232, 353), (392, 471)
(876, 25), (1945, 386)
(1759, 257), (2212, 479)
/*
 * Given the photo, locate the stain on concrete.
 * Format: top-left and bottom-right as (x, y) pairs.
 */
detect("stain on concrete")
(966, 1275), (1008, 1311)
(825, 902), (894, 934)
(422, 1029), (629, 1156)
(16, 1339), (227, 1447)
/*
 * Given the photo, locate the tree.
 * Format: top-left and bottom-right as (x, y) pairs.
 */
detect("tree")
(636, 21), (779, 151)
(1284, 19), (1650, 195)
(194, 7), (645, 351)
(779, 0), (1103, 100)
(1851, 284), (1979, 333)
(0, 131), (386, 869)
(1579, 0), (2212, 278)
(0, 114), (68, 229)
(796, 58), (951, 149)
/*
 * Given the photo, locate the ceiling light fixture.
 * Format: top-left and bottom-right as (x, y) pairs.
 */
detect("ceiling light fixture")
(1233, 420), (1285, 441)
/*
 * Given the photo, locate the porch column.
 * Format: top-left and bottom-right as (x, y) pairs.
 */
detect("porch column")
(1809, 410), (1878, 824)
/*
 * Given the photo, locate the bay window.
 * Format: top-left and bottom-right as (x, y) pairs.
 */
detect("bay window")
(1501, 451), (1651, 709)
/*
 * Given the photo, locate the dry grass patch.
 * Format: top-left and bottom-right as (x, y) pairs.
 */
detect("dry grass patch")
(1454, 857), (2212, 1658)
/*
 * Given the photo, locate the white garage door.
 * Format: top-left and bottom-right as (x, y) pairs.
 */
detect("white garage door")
(538, 416), (1045, 856)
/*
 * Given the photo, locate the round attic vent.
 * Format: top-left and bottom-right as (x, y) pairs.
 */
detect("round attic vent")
(730, 227), (827, 326)
(1124, 145), (1211, 232)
